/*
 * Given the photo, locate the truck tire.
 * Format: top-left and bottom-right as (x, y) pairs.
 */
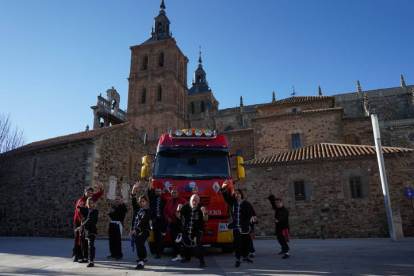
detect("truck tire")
(221, 244), (234, 253)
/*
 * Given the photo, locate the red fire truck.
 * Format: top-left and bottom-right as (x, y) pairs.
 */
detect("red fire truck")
(140, 129), (245, 253)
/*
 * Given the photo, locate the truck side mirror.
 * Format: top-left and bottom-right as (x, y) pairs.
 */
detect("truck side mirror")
(236, 156), (245, 179)
(141, 155), (149, 179)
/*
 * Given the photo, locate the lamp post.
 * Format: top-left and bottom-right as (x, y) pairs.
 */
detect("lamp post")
(371, 114), (396, 241)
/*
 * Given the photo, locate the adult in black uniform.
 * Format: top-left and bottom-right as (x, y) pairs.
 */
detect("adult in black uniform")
(176, 194), (208, 268)
(107, 195), (128, 260)
(129, 195), (151, 270)
(268, 189), (290, 259)
(221, 180), (258, 268)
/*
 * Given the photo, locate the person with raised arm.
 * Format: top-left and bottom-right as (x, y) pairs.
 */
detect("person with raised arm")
(129, 194), (151, 270)
(268, 188), (290, 259)
(72, 182), (104, 263)
(76, 197), (99, 267)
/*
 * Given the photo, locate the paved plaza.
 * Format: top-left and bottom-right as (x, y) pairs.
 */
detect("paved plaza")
(0, 237), (413, 276)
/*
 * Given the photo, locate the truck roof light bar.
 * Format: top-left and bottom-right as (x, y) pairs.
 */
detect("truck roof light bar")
(169, 129), (218, 140)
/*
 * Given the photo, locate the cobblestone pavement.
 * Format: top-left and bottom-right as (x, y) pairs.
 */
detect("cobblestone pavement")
(0, 237), (413, 276)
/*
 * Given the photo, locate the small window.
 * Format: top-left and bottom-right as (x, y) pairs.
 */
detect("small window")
(154, 128), (158, 139)
(294, 181), (305, 201)
(141, 88), (146, 104)
(292, 133), (301, 149)
(236, 149), (243, 156)
(141, 130), (146, 141)
(201, 101), (205, 113)
(141, 56), (148, 71)
(349, 177), (362, 198)
(159, 52), (164, 67)
(157, 86), (162, 102)
(191, 102), (195, 114)
(292, 108), (297, 113)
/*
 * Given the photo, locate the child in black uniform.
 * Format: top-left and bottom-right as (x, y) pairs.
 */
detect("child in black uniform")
(76, 197), (99, 267)
(129, 195), (151, 270)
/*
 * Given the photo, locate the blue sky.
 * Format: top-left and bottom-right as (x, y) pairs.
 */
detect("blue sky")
(1, 0), (413, 144)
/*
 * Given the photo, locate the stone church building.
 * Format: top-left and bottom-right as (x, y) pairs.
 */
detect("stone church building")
(1, 1), (413, 238)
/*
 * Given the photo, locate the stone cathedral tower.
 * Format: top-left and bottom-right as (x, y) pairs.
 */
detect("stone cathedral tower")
(127, 0), (189, 142)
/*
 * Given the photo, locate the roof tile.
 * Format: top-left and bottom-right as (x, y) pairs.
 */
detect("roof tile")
(256, 96), (334, 108)
(3, 123), (131, 156)
(245, 143), (414, 166)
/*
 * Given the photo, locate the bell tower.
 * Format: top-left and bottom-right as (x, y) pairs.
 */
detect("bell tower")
(127, 0), (189, 142)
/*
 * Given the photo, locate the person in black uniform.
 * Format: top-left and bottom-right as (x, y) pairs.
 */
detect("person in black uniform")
(107, 195), (128, 260)
(129, 195), (151, 270)
(136, 180), (166, 258)
(221, 180), (258, 268)
(76, 197), (99, 267)
(176, 194), (208, 268)
(268, 189), (290, 259)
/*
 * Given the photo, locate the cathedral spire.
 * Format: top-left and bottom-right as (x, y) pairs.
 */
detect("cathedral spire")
(318, 86), (322, 96)
(189, 48), (211, 95)
(272, 91), (276, 102)
(144, 0), (171, 43)
(401, 74), (406, 88)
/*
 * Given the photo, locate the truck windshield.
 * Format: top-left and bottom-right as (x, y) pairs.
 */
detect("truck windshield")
(153, 150), (231, 180)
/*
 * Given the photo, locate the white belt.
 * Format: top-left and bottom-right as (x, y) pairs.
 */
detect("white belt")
(110, 220), (123, 235)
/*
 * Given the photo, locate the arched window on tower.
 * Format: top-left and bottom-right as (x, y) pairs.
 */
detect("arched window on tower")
(197, 75), (202, 83)
(201, 101), (205, 113)
(141, 88), (146, 104)
(159, 52), (164, 67)
(157, 86), (162, 102)
(157, 22), (163, 32)
(141, 55), (148, 71)
(191, 102), (195, 114)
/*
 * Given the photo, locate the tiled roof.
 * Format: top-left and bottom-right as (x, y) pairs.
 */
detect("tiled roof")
(3, 123), (131, 156)
(256, 96), (334, 108)
(221, 128), (254, 134)
(245, 143), (414, 166)
(251, 107), (343, 122)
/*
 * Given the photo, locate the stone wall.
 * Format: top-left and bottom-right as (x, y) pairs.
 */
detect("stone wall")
(380, 122), (414, 148)
(223, 130), (255, 160)
(334, 86), (414, 120)
(214, 105), (257, 132)
(0, 143), (92, 237)
(342, 117), (374, 145)
(243, 155), (414, 238)
(257, 98), (334, 117)
(0, 125), (149, 238)
(253, 110), (344, 158)
(86, 125), (149, 236)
